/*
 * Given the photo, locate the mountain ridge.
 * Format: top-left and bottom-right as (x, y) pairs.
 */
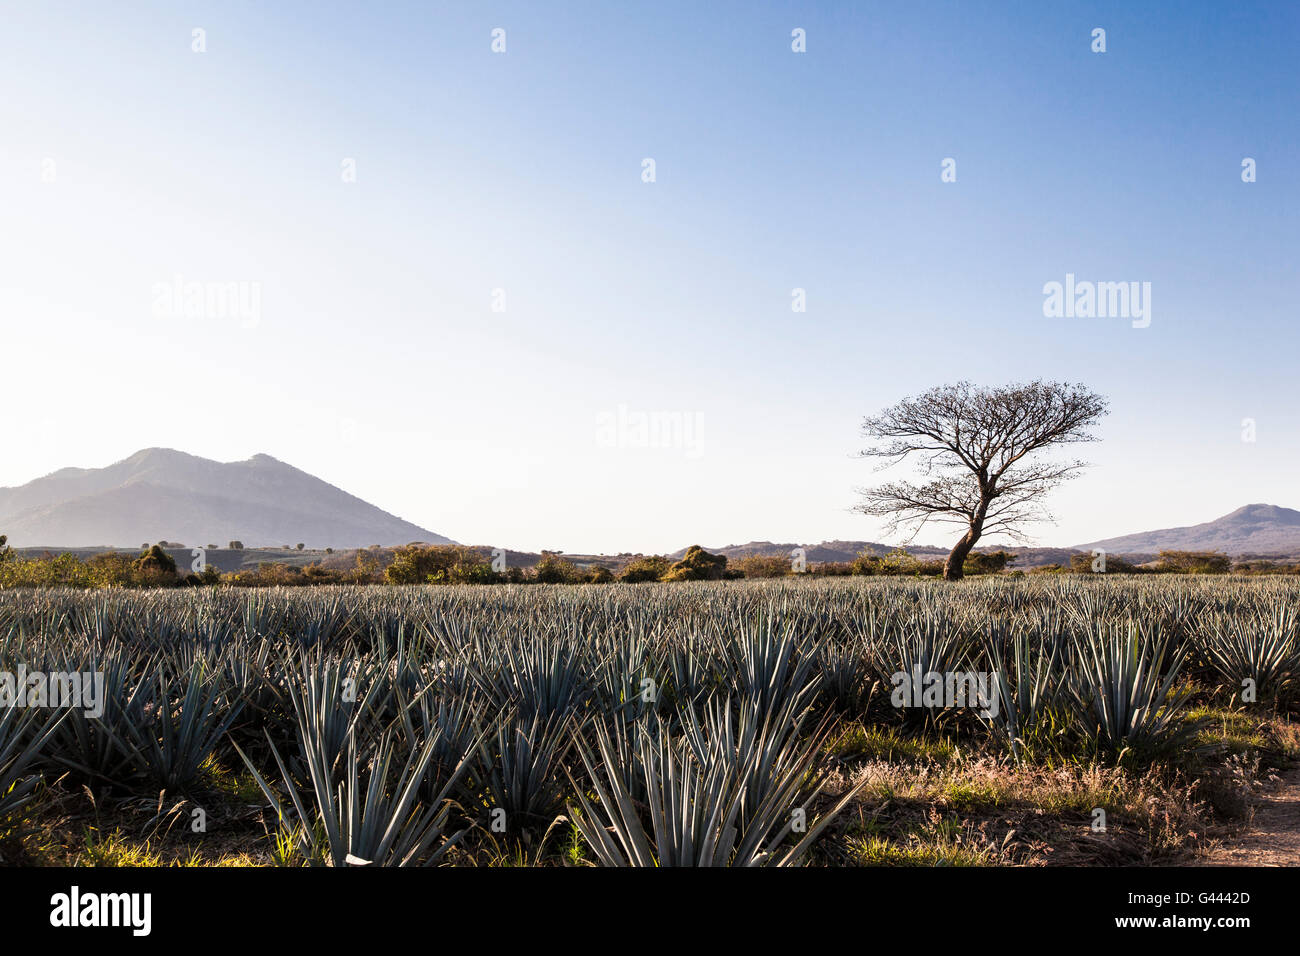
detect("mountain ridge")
(1072, 503), (1300, 557)
(0, 448), (451, 549)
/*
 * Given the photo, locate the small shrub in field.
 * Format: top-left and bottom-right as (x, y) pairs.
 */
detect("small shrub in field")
(618, 555), (673, 583)
(851, 552), (882, 575)
(1154, 550), (1232, 575)
(963, 550), (1015, 575)
(1070, 552), (1140, 574)
(732, 555), (792, 579)
(132, 545), (179, 586)
(662, 545), (728, 582)
(385, 545), (497, 585)
(534, 552), (582, 584)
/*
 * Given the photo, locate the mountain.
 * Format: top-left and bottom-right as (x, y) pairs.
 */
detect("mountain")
(1074, 504), (1300, 558)
(0, 448), (452, 549)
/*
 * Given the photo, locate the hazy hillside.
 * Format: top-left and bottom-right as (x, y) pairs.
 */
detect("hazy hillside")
(1074, 504), (1300, 558)
(0, 448), (451, 549)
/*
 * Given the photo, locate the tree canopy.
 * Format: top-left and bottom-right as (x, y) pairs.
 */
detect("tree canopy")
(856, 381), (1108, 580)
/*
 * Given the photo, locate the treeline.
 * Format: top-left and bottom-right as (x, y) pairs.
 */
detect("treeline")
(0, 541), (223, 589)
(0, 538), (1012, 589)
(2, 533), (1297, 590)
(1057, 550), (1276, 575)
(736, 548), (1016, 578)
(230, 544), (1022, 586)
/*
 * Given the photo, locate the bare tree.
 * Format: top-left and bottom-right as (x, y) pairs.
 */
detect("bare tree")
(856, 381), (1108, 580)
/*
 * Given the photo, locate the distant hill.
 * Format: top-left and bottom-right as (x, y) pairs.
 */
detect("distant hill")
(676, 505), (1300, 569)
(0, 448), (451, 550)
(1074, 504), (1300, 558)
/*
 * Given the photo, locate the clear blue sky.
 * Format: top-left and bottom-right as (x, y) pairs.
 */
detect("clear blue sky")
(1, 1), (1296, 553)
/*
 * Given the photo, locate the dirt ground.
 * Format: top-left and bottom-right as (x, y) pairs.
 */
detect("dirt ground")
(1198, 765), (1300, 866)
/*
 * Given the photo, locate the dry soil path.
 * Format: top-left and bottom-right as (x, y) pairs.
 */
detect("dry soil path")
(1199, 765), (1300, 866)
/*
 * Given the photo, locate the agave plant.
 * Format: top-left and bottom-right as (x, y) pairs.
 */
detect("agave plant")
(34, 641), (156, 786)
(589, 614), (669, 720)
(1068, 620), (1197, 763)
(1197, 604), (1299, 704)
(689, 693), (838, 827)
(277, 649), (389, 782)
(123, 653), (245, 792)
(472, 632), (593, 722)
(712, 613), (822, 720)
(667, 628), (721, 711)
(236, 727), (469, 867)
(814, 629), (876, 714)
(871, 607), (971, 726)
(393, 681), (488, 806)
(568, 702), (860, 867)
(984, 623), (1061, 759)
(0, 698), (63, 825)
(476, 708), (576, 831)
(218, 634), (290, 745)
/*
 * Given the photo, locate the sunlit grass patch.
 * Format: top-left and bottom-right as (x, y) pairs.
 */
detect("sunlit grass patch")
(941, 780), (1004, 811)
(850, 818), (999, 867)
(76, 828), (164, 867)
(199, 755), (266, 804)
(829, 723), (957, 765)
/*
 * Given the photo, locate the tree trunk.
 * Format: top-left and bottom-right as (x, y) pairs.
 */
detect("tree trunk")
(944, 499), (989, 581)
(943, 529), (980, 581)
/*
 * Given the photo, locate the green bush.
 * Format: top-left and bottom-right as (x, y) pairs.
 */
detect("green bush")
(1069, 552), (1139, 574)
(1154, 550), (1232, 574)
(963, 550), (1015, 575)
(384, 545), (497, 585)
(851, 552), (882, 575)
(662, 545), (728, 582)
(133, 545), (178, 581)
(731, 554), (793, 578)
(534, 552), (582, 584)
(618, 555), (673, 583)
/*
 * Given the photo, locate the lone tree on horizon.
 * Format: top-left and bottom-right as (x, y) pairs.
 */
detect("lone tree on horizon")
(855, 381), (1108, 580)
